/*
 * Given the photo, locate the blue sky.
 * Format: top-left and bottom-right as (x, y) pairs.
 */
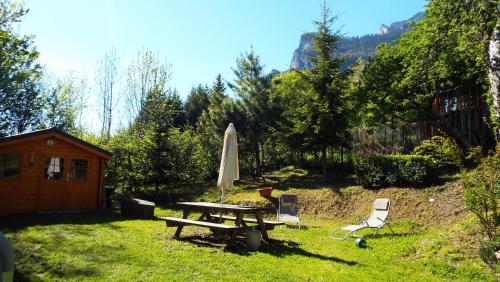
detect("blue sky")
(17, 0), (426, 130)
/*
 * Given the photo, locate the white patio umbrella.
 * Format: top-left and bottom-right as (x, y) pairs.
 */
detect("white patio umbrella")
(217, 123), (239, 205)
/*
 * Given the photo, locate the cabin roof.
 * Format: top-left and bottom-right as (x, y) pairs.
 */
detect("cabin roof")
(0, 127), (112, 159)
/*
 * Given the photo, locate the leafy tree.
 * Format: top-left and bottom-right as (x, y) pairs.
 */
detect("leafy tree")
(360, 0), (499, 152)
(0, 0), (27, 28)
(95, 48), (119, 142)
(43, 78), (81, 133)
(0, 0), (43, 136)
(125, 48), (172, 130)
(272, 70), (317, 165)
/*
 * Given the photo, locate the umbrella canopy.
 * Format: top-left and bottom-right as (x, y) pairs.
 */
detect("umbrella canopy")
(217, 123), (239, 205)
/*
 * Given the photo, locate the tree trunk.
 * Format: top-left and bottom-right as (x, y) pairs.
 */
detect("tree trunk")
(488, 25), (500, 139)
(340, 146), (344, 163)
(321, 145), (327, 180)
(254, 142), (261, 176)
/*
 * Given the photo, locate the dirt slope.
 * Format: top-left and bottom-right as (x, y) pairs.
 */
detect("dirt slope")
(216, 178), (468, 226)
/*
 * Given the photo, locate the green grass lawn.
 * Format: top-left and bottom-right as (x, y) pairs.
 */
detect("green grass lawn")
(0, 167), (494, 281)
(1, 209), (494, 281)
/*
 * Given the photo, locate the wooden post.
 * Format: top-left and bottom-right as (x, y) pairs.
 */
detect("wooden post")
(255, 211), (270, 242)
(174, 209), (191, 239)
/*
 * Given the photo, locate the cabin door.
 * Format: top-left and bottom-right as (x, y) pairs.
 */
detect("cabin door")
(38, 155), (69, 211)
(66, 157), (91, 210)
(38, 155), (92, 211)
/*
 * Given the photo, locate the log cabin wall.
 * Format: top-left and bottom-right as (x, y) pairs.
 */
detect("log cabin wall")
(0, 129), (111, 215)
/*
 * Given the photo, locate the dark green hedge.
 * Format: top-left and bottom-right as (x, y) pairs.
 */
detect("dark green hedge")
(354, 155), (437, 188)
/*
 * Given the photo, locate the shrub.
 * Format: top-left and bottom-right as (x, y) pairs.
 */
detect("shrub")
(465, 146), (482, 166)
(478, 240), (498, 270)
(413, 136), (462, 172)
(462, 150), (499, 241)
(354, 154), (436, 188)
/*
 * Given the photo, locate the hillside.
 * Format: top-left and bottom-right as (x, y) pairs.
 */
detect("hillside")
(198, 166), (467, 227)
(290, 12), (424, 70)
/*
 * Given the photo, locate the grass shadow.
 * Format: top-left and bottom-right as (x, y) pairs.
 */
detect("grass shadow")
(253, 239), (358, 265)
(177, 235), (358, 265)
(0, 211), (126, 232)
(366, 231), (420, 239)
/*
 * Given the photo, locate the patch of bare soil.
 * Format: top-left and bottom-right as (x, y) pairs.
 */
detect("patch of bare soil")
(293, 180), (467, 226)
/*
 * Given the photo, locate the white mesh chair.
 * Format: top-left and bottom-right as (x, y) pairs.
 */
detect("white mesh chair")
(277, 194), (300, 228)
(330, 198), (394, 240)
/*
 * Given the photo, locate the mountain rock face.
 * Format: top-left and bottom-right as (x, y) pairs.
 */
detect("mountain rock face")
(290, 12), (424, 70)
(378, 24), (389, 35)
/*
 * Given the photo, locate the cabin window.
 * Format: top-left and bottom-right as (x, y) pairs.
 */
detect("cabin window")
(70, 159), (88, 180)
(44, 157), (64, 180)
(0, 154), (20, 179)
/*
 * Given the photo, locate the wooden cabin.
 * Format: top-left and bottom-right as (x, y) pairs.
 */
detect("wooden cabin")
(0, 128), (112, 215)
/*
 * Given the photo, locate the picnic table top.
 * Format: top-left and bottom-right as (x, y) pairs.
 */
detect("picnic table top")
(177, 202), (273, 212)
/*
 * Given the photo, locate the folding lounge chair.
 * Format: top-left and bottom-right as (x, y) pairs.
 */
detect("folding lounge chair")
(330, 198), (394, 240)
(277, 194), (300, 228)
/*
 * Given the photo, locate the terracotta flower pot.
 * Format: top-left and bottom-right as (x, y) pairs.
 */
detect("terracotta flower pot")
(257, 187), (273, 198)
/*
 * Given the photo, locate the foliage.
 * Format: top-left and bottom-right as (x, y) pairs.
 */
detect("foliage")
(353, 154), (437, 188)
(271, 70), (317, 162)
(0, 0), (27, 28)
(124, 49), (175, 128)
(359, 0), (500, 151)
(228, 48), (282, 176)
(462, 149), (499, 241)
(42, 76), (86, 134)
(197, 75), (231, 178)
(478, 240), (499, 271)
(184, 84), (210, 128)
(104, 54), (208, 195)
(293, 13), (423, 70)
(105, 126), (208, 196)
(305, 5), (351, 177)
(0, 1), (43, 136)
(413, 136), (463, 171)
(465, 146), (483, 166)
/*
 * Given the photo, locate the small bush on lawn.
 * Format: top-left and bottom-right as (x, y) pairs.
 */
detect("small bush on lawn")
(462, 147), (499, 240)
(354, 154), (436, 188)
(462, 145), (499, 270)
(413, 136), (463, 172)
(478, 240), (499, 271)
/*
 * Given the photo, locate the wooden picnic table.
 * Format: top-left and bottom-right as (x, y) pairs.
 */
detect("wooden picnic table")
(160, 202), (283, 243)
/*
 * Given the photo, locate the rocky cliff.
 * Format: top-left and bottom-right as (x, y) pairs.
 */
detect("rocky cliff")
(290, 12), (424, 70)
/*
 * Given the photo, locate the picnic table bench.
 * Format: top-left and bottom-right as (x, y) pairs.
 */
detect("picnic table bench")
(210, 214), (284, 230)
(161, 202), (282, 243)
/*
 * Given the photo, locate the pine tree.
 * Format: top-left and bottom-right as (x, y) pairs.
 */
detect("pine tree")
(185, 84), (210, 129)
(197, 74), (230, 177)
(229, 48), (282, 175)
(306, 4), (350, 179)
